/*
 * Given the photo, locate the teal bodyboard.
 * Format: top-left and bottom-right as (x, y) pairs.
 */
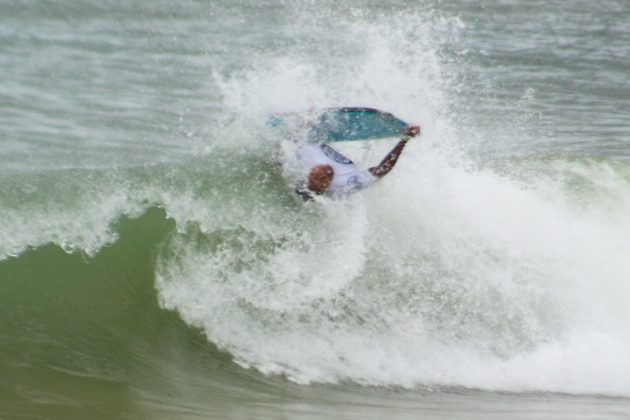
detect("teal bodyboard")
(268, 107), (409, 143)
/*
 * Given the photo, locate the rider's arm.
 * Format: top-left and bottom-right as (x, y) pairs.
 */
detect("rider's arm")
(368, 126), (420, 178)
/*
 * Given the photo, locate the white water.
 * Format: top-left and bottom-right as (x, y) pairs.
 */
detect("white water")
(153, 5), (630, 397)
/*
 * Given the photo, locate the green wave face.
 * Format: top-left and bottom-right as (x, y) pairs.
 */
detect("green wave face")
(2, 154), (630, 419)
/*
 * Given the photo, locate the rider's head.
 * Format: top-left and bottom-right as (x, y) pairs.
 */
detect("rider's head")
(308, 165), (334, 194)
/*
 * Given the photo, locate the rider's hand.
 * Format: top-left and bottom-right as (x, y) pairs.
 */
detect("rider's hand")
(404, 125), (421, 137)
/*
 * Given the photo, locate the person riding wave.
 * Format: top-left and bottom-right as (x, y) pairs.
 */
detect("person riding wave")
(296, 125), (420, 199)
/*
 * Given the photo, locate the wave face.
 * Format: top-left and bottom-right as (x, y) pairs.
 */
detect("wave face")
(3, 156), (630, 405)
(2, 0), (630, 417)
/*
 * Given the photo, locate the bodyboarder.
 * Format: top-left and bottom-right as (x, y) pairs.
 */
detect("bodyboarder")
(295, 125), (420, 199)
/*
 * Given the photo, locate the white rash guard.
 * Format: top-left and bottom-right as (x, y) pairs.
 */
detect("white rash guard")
(297, 143), (376, 195)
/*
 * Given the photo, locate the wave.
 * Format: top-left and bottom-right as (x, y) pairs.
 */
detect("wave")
(3, 151), (630, 398)
(3, 0), (630, 405)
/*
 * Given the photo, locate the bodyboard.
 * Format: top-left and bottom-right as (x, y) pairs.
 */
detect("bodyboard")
(268, 107), (410, 143)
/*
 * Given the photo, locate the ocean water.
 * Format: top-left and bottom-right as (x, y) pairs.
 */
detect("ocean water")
(2, 0), (630, 418)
